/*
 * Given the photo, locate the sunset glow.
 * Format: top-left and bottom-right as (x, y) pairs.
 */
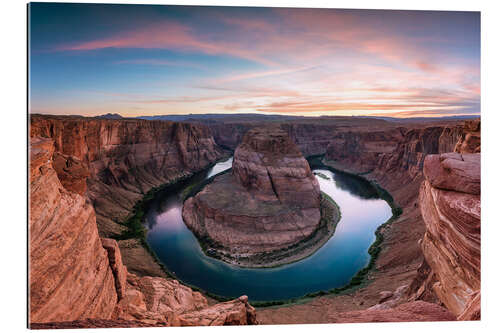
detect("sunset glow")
(29, 3), (480, 118)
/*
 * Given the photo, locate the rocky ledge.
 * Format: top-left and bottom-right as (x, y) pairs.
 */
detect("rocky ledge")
(183, 127), (340, 267)
(415, 152), (480, 320)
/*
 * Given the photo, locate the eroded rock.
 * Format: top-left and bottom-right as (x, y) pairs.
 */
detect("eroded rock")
(329, 301), (455, 323)
(29, 136), (259, 328)
(30, 115), (226, 238)
(183, 127), (331, 266)
(455, 119), (480, 153)
(29, 137), (117, 323)
(177, 296), (257, 326)
(423, 153), (480, 195)
(417, 152), (480, 319)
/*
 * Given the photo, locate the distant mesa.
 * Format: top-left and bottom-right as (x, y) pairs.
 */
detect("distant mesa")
(95, 113), (124, 119)
(182, 127), (340, 267)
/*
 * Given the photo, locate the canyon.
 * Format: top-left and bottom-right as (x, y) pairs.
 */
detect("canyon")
(29, 119), (256, 327)
(30, 114), (227, 277)
(29, 114), (480, 327)
(182, 127), (339, 267)
(30, 115), (226, 238)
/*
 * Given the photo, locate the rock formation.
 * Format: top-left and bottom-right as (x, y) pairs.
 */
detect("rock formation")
(177, 296), (257, 326)
(454, 119), (481, 153)
(324, 125), (467, 207)
(327, 301), (456, 323)
(29, 136), (256, 327)
(30, 113), (481, 326)
(232, 127), (321, 208)
(324, 128), (405, 175)
(254, 119), (475, 323)
(415, 152), (480, 320)
(30, 114), (226, 277)
(183, 127), (336, 267)
(30, 114), (226, 238)
(30, 137), (118, 323)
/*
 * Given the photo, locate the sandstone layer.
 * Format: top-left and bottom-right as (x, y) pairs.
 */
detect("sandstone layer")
(327, 301), (455, 323)
(454, 119), (481, 153)
(183, 127), (337, 267)
(256, 120), (474, 324)
(416, 152), (480, 319)
(29, 137), (117, 323)
(324, 125), (464, 206)
(29, 136), (256, 327)
(31, 114), (226, 277)
(30, 114), (480, 326)
(30, 114), (226, 238)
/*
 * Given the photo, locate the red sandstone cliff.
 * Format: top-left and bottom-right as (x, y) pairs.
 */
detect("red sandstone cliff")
(30, 115), (226, 238)
(232, 127), (321, 208)
(30, 137), (117, 323)
(405, 120), (481, 320)
(204, 118), (466, 208)
(454, 119), (481, 153)
(414, 152), (480, 320)
(324, 125), (464, 206)
(29, 136), (256, 327)
(182, 128), (328, 266)
(29, 114), (480, 325)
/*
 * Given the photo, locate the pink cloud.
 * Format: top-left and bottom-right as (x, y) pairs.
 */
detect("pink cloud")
(49, 10), (478, 118)
(57, 21), (278, 66)
(212, 66), (317, 84)
(55, 12), (474, 77)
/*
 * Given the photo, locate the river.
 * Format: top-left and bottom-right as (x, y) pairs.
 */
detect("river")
(144, 157), (392, 302)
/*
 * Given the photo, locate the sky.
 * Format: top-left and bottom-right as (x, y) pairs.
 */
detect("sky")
(28, 3), (480, 118)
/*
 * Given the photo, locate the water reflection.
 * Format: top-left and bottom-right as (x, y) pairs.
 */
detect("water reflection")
(206, 157), (233, 178)
(145, 161), (392, 301)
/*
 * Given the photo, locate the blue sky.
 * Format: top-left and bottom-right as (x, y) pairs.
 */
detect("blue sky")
(29, 3), (480, 117)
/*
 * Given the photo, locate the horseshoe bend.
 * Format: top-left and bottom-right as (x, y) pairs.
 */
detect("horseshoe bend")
(29, 114), (481, 327)
(182, 127), (340, 267)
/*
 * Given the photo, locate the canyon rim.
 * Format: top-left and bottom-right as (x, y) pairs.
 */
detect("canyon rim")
(28, 3), (480, 330)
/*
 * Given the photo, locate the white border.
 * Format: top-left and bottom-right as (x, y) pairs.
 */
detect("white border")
(2, 0), (499, 332)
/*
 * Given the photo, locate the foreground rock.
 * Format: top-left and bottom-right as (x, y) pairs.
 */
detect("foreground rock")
(329, 301), (455, 323)
(259, 299), (455, 324)
(29, 137), (117, 323)
(183, 127), (338, 267)
(29, 137), (256, 327)
(177, 296), (257, 326)
(414, 152), (480, 320)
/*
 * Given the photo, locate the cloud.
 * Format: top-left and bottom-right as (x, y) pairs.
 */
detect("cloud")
(44, 9), (479, 118)
(55, 21), (278, 66)
(210, 66), (319, 84)
(114, 58), (208, 70)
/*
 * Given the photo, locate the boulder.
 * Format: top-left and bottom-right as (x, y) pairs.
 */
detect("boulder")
(177, 296), (257, 326)
(423, 153), (480, 195)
